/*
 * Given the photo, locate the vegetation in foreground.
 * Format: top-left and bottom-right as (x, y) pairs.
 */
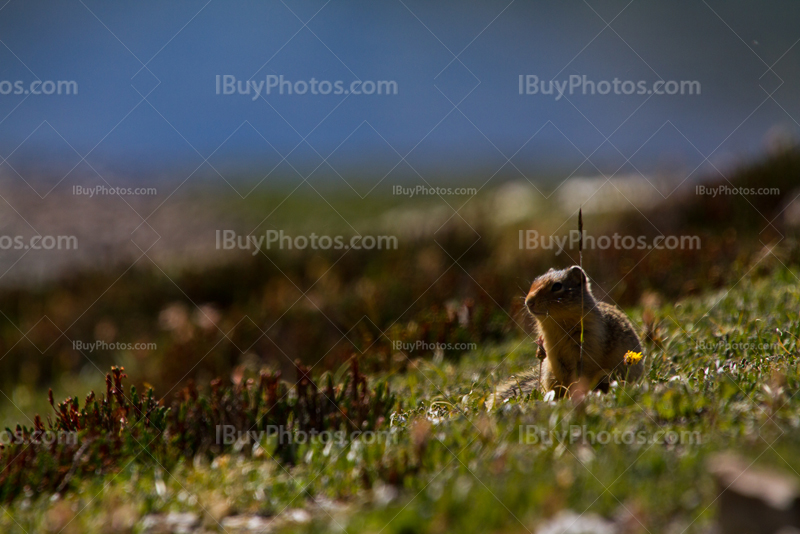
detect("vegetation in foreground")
(1, 266), (799, 533)
(0, 359), (394, 503)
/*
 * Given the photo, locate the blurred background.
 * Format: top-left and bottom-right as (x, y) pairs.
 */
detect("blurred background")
(0, 0), (799, 425)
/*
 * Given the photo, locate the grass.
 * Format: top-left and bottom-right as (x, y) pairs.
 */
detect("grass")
(1, 266), (799, 533)
(2, 148), (799, 532)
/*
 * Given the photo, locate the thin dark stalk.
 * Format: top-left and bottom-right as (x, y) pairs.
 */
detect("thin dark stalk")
(578, 208), (584, 379)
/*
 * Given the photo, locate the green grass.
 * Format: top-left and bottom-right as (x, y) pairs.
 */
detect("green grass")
(2, 267), (799, 533)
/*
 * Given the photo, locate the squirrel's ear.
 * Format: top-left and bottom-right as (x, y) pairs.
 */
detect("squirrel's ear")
(567, 266), (586, 284)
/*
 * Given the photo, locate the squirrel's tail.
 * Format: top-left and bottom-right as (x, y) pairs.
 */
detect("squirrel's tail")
(485, 370), (540, 410)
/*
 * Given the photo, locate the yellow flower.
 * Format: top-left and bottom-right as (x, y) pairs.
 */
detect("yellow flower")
(624, 350), (644, 365)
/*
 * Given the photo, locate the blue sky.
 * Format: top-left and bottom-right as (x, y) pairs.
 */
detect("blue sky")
(0, 0), (798, 187)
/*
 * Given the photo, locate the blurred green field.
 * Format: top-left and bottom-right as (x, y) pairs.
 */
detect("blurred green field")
(4, 151), (799, 415)
(0, 149), (799, 532)
(1, 266), (799, 533)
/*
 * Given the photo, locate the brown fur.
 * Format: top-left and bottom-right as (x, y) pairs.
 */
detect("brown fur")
(489, 266), (643, 406)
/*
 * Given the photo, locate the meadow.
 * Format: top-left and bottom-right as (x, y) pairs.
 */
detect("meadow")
(0, 148), (799, 533)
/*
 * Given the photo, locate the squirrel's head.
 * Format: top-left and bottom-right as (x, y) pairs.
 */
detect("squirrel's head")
(525, 266), (592, 321)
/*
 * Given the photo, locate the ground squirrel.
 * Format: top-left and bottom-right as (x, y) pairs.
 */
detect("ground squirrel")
(490, 266), (643, 405)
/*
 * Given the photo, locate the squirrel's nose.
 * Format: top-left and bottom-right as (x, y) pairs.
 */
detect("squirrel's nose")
(525, 296), (535, 312)
(525, 295), (545, 315)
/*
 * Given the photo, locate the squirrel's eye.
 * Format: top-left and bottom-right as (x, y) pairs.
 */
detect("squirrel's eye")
(551, 282), (563, 292)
